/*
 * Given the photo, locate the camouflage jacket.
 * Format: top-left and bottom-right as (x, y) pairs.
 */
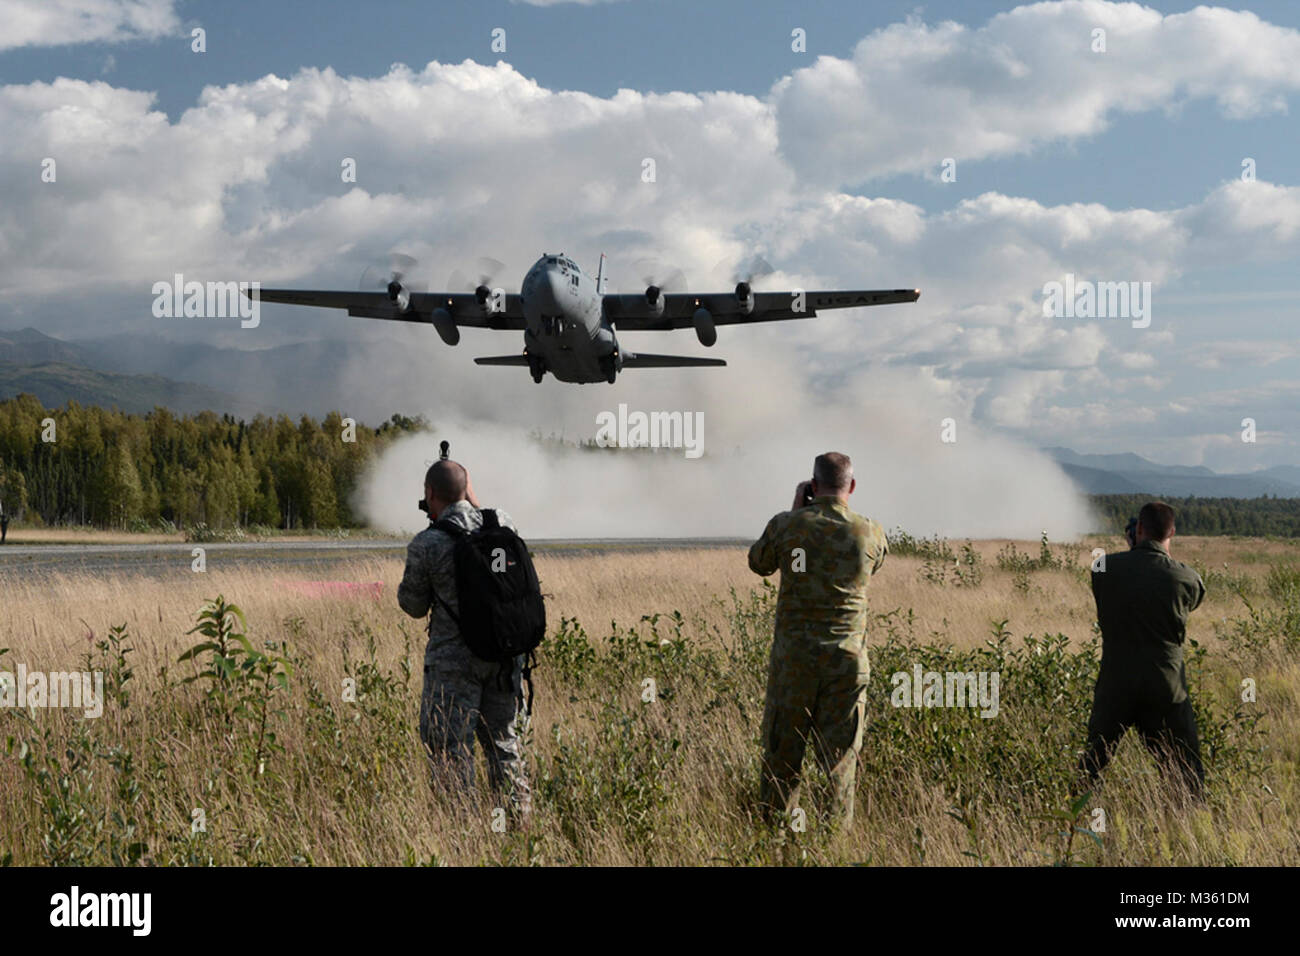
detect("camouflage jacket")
(398, 500), (518, 662)
(748, 497), (888, 650)
(1090, 539), (1205, 702)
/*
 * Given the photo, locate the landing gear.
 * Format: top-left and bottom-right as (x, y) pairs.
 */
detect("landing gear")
(527, 353), (546, 384)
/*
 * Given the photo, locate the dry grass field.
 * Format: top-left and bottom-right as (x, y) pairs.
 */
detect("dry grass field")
(1, 534), (1296, 865)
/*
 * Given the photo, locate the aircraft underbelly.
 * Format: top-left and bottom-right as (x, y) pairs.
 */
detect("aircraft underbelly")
(523, 302), (614, 383)
(532, 331), (602, 383)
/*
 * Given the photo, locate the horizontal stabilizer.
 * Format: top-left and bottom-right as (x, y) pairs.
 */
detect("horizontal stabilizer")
(621, 353), (727, 369)
(474, 354), (531, 366)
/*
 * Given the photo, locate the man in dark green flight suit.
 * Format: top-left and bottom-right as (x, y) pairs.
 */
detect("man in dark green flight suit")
(1080, 501), (1206, 799)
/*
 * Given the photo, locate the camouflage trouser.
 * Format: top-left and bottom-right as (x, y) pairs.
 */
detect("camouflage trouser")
(419, 640), (531, 815)
(759, 634), (869, 827)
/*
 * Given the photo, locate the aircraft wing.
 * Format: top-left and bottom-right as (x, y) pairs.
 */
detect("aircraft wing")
(602, 288), (919, 331)
(249, 289), (527, 330)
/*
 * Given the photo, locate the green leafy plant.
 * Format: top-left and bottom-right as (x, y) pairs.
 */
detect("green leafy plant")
(178, 596), (292, 773)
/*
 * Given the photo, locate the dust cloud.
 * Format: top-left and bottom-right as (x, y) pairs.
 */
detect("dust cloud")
(352, 334), (1096, 541)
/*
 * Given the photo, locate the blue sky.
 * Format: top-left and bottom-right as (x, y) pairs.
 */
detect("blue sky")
(1, 0), (1299, 535)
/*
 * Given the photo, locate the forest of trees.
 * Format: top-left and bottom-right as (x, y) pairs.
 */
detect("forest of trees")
(3, 393), (1299, 536)
(1091, 494), (1300, 538)
(0, 394), (425, 530)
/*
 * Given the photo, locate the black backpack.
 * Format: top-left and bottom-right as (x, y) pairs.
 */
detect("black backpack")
(430, 509), (546, 706)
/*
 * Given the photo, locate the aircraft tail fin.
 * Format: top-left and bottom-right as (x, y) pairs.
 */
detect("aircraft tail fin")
(620, 352), (727, 368)
(474, 354), (531, 366)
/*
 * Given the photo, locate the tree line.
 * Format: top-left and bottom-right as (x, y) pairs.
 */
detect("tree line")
(0, 394), (425, 530)
(3, 393), (1298, 535)
(1091, 494), (1300, 538)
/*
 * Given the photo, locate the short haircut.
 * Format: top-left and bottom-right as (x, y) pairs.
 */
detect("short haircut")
(1138, 501), (1176, 540)
(425, 460), (468, 503)
(813, 452), (853, 492)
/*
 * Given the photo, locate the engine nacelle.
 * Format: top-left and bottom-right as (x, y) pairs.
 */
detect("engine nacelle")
(692, 307), (717, 347)
(476, 284), (505, 314)
(735, 281), (755, 316)
(431, 307), (460, 346)
(645, 285), (665, 318)
(387, 280), (411, 313)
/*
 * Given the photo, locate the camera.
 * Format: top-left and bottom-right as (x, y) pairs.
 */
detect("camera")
(801, 480), (815, 507)
(1124, 515), (1139, 548)
(417, 441), (453, 514)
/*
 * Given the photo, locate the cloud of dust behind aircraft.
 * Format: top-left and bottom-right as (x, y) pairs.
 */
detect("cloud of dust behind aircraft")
(353, 347), (1096, 541)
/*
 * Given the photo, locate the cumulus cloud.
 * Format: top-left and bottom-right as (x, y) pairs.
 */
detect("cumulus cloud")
(0, 0), (180, 51)
(772, 1), (1300, 186)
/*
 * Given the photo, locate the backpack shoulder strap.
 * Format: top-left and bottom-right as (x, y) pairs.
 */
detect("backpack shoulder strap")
(427, 519), (466, 627)
(481, 508), (499, 530)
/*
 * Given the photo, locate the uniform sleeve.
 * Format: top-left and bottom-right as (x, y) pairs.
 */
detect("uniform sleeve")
(748, 514), (783, 576)
(872, 522), (888, 574)
(397, 537), (432, 618)
(1188, 569), (1206, 614)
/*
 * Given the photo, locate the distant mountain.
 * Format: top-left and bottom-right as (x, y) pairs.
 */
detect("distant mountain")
(0, 326), (343, 418)
(1258, 464), (1300, 485)
(79, 330), (360, 418)
(1055, 463), (1148, 494)
(1045, 447), (1300, 498)
(1042, 446), (1215, 477)
(0, 327), (100, 366)
(1, 325), (427, 421)
(0, 359), (260, 418)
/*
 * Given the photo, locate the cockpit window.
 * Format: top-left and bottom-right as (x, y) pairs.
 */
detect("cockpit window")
(546, 257), (557, 265)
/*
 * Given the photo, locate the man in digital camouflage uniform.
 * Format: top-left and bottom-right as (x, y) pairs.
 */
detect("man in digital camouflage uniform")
(1080, 500), (1206, 800)
(398, 458), (531, 816)
(748, 451), (888, 828)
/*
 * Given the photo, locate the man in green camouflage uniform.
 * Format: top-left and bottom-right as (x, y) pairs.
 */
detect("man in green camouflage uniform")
(748, 452), (888, 827)
(398, 459), (531, 816)
(1080, 501), (1206, 799)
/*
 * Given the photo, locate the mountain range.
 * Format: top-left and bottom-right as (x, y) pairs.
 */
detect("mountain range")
(1042, 447), (1300, 498)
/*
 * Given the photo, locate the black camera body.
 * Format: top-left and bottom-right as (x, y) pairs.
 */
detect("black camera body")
(801, 480), (815, 507)
(417, 441), (453, 515)
(1124, 515), (1139, 548)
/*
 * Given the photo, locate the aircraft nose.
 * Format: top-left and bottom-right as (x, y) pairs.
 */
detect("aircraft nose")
(530, 267), (565, 313)
(546, 268), (569, 308)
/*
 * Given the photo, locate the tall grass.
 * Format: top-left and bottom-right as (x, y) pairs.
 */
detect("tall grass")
(1, 538), (1296, 865)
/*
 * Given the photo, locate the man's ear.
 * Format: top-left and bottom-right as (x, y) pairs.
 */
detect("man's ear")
(849, 477), (857, 495)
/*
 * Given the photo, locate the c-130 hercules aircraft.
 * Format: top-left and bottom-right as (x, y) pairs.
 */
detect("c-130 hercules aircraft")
(250, 253), (920, 384)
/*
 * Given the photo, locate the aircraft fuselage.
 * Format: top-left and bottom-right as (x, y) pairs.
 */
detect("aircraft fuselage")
(519, 253), (619, 383)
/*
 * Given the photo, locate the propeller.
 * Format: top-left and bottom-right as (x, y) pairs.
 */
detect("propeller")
(447, 256), (510, 294)
(631, 257), (686, 291)
(359, 252), (423, 311)
(628, 256), (687, 311)
(713, 253), (775, 288)
(712, 253), (774, 315)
